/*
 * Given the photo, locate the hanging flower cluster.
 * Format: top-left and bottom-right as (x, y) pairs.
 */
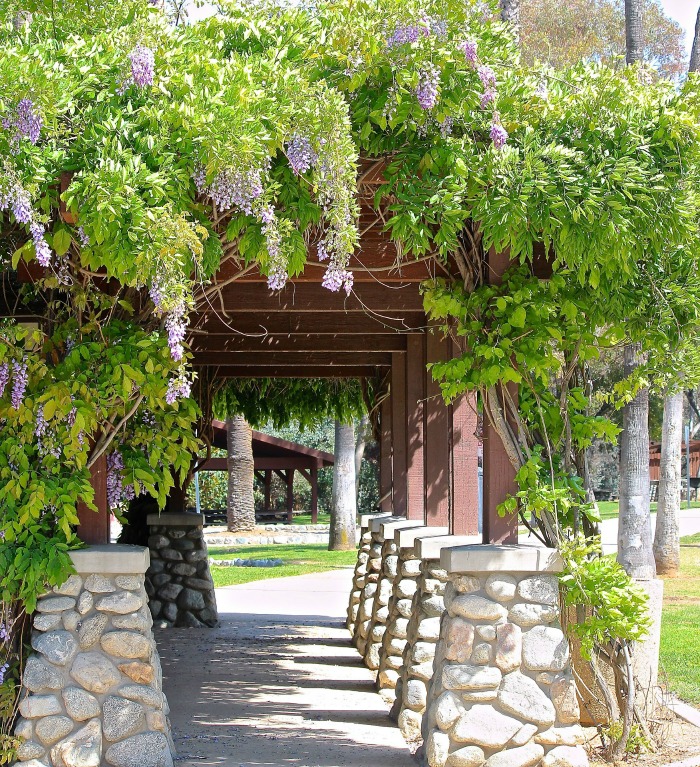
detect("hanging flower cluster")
(459, 39), (508, 150)
(286, 134), (318, 175)
(106, 450), (136, 509)
(165, 367), (192, 405)
(35, 405), (62, 459)
(2, 98), (42, 153)
(0, 176), (52, 266)
(128, 44), (155, 89)
(10, 360), (28, 410)
(195, 164), (267, 215)
(416, 62), (441, 110)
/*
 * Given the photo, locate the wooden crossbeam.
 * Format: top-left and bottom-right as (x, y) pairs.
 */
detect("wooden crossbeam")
(192, 351), (394, 367)
(189, 311), (427, 336)
(196, 281), (424, 313)
(194, 365), (385, 378)
(189, 333), (408, 353)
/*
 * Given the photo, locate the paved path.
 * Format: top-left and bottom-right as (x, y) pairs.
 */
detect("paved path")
(158, 569), (414, 767)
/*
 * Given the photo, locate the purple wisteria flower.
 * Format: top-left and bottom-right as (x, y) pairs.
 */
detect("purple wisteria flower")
(76, 226), (90, 247)
(0, 623), (9, 642)
(439, 116), (454, 138)
(2, 98), (42, 153)
(165, 304), (187, 361)
(0, 662), (9, 685)
(490, 114), (508, 149)
(459, 39), (478, 66)
(416, 63), (441, 110)
(286, 135), (318, 175)
(322, 264), (353, 295)
(207, 167), (264, 215)
(0, 363), (9, 398)
(480, 89), (496, 109)
(478, 65), (496, 89)
(30, 222), (52, 267)
(10, 186), (32, 224)
(11, 360), (28, 409)
(106, 451), (124, 509)
(386, 23), (425, 48)
(129, 45), (155, 89)
(165, 370), (192, 405)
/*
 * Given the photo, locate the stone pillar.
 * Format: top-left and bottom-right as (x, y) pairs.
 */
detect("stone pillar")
(396, 534), (479, 743)
(348, 513), (390, 636)
(378, 526), (448, 705)
(146, 513), (218, 628)
(14, 545), (174, 767)
(422, 544), (589, 767)
(364, 518), (424, 671)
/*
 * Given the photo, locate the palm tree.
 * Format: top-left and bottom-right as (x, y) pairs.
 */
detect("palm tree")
(226, 415), (255, 532)
(329, 420), (357, 551)
(654, 390), (683, 575)
(499, 0), (520, 38)
(624, 0), (644, 64)
(691, 8), (700, 73)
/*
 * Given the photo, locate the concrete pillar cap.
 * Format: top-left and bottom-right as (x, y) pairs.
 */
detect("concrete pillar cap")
(146, 512), (204, 527)
(395, 526), (449, 548)
(359, 511), (392, 528)
(440, 543), (563, 574)
(415, 534), (481, 560)
(70, 544), (150, 575)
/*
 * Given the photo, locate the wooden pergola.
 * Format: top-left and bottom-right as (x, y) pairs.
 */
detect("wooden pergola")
(200, 421), (334, 523)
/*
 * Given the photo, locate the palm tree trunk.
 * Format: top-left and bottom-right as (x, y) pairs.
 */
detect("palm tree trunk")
(499, 0), (520, 38)
(355, 414), (369, 501)
(226, 415), (255, 532)
(330, 420), (357, 551)
(653, 390), (683, 576)
(625, 0), (644, 64)
(689, 8), (700, 73)
(617, 344), (656, 579)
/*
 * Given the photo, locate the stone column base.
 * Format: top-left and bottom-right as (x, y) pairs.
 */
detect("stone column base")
(15, 545), (174, 767)
(422, 544), (589, 767)
(146, 513), (218, 628)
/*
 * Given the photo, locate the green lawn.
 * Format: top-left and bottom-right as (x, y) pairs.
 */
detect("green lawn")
(289, 511), (331, 525)
(596, 500), (700, 521)
(660, 536), (700, 705)
(208, 543), (358, 587)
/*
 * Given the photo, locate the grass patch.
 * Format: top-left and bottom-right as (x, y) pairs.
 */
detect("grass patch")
(660, 545), (700, 705)
(288, 511), (331, 525)
(595, 500), (700, 522)
(681, 532), (700, 545)
(209, 543), (358, 587)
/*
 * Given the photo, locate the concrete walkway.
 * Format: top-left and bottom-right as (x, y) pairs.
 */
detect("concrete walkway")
(158, 569), (414, 766)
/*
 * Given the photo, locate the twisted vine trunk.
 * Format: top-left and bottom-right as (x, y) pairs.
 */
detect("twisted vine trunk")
(617, 344), (655, 580)
(329, 420), (357, 551)
(226, 415), (255, 532)
(654, 390), (683, 576)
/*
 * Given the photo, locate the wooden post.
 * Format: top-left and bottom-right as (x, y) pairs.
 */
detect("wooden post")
(76, 452), (111, 545)
(406, 335), (426, 521)
(286, 469), (295, 524)
(483, 248), (518, 544)
(391, 352), (408, 517)
(311, 465), (319, 524)
(264, 470), (272, 516)
(380, 396), (393, 512)
(425, 331), (450, 527)
(451, 392), (480, 535)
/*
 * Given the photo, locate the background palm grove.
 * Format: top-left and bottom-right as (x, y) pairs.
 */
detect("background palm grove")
(1, 0), (700, 762)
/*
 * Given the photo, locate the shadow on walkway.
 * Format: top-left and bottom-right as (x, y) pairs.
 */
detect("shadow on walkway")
(157, 570), (415, 767)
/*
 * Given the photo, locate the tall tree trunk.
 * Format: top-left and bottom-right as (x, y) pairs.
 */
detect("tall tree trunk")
(355, 414), (369, 501)
(624, 0), (644, 64)
(329, 420), (357, 551)
(654, 390), (683, 576)
(499, 0), (520, 39)
(689, 8), (700, 73)
(617, 344), (656, 579)
(226, 415), (255, 532)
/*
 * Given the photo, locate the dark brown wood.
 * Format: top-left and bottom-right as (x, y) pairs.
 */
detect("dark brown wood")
(311, 465), (318, 524)
(197, 365), (385, 378)
(483, 247), (518, 544)
(406, 335), (426, 522)
(76, 453), (111, 545)
(286, 469), (295, 524)
(425, 331), (450, 527)
(264, 471), (272, 515)
(391, 352), (408, 516)
(380, 396), (393, 512)
(451, 392), (480, 536)
(189, 311), (427, 337)
(190, 334), (408, 353)
(201, 456), (320, 471)
(198, 281), (425, 313)
(192, 351), (393, 367)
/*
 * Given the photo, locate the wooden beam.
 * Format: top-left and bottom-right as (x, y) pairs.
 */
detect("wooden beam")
(76, 453), (111, 545)
(425, 331), (450, 527)
(451, 392), (480, 536)
(391, 352), (408, 516)
(483, 248), (518, 544)
(189, 333), (408, 353)
(406, 335), (425, 522)
(200, 456), (319, 471)
(193, 365), (386, 378)
(380, 396), (393, 512)
(192, 351), (393, 367)
(198, 281), (425, 313)
(189, 312), (427, 336)
(286, 469), (295, 524)
(264, 470), (272, 514)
